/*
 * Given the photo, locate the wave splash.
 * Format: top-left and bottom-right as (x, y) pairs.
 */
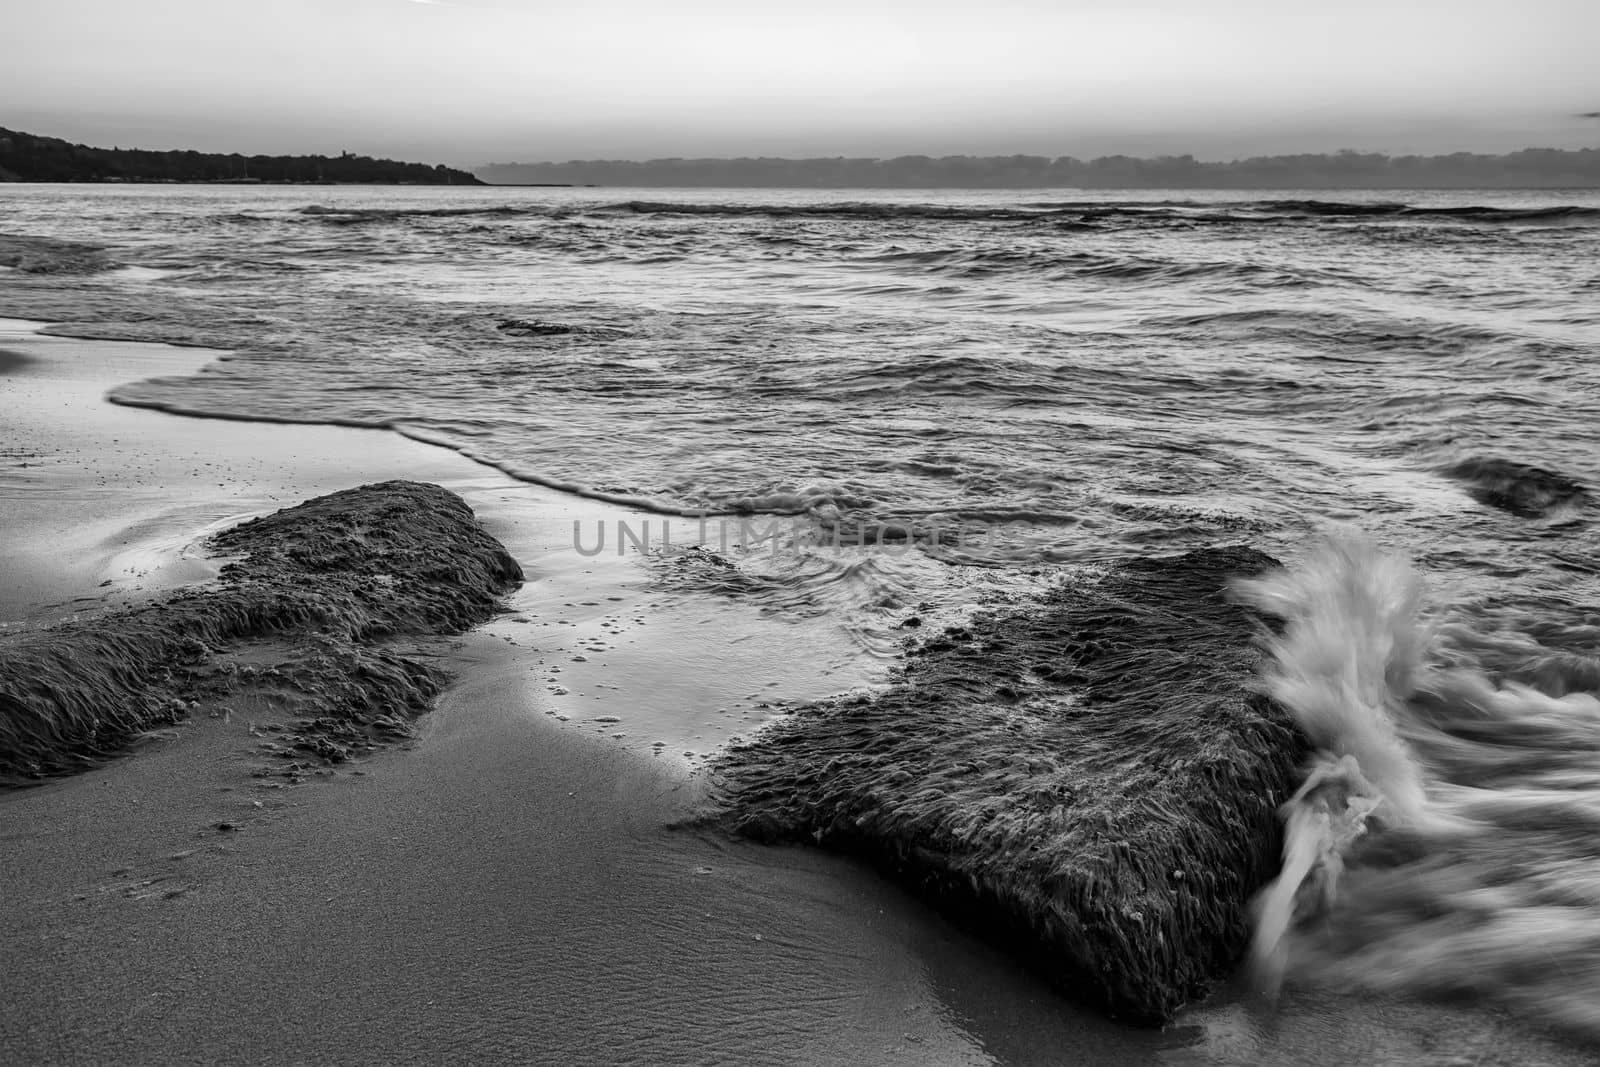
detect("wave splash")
(1236, 533), (1600, 1040)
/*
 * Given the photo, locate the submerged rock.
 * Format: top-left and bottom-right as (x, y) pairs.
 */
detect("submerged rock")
(0, 481), (522, 783)
(1440, 457), (1588, 518)
(495, 318), (626, 340)
(709, 546), (1307, 1024)
(0, 233), (113, 275)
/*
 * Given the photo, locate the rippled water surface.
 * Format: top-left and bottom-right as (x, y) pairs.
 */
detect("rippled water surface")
(4, 183), (1600, 1041)
(4, 187), (1597, 578)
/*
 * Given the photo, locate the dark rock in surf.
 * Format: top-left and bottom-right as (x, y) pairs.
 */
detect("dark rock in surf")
(1440, 458), (1587, 518)
(1509, 652), (1600, 698)
(709, 546), (1308, 1025)
(0, 233), (113, 275)
(0, 481), (522, 784)
(496, 318), (626, 339)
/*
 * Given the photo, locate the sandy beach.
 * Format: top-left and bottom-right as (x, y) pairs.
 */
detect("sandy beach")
(2, 321), (1592, 1066)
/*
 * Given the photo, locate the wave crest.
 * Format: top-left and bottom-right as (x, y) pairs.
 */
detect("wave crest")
(1238, 532), (1600, 1042)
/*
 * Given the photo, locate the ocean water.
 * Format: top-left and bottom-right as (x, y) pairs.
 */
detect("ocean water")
(4, 184), (1600, 1039)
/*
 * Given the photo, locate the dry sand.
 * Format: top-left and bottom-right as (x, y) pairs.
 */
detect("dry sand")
(1, 321), (1591, 1065)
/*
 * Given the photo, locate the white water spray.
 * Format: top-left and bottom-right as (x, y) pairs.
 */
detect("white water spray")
(1234, 532), (1600, 1040)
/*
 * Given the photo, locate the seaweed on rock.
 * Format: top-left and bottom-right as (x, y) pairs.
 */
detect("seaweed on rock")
(0, 481), (522, 783)
(709, 546), (1309, 1024)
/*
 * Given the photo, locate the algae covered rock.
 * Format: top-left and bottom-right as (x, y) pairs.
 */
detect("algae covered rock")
(1438, 456), (1588, 518)
(710, 546), (1307, 1024)
(0, 481), (522, 783)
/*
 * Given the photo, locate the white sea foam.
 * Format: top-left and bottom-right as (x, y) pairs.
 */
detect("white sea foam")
(1238, 532), (1600, 1039)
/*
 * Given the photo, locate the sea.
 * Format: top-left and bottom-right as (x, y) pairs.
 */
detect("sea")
(3, 184), (1600, 1042)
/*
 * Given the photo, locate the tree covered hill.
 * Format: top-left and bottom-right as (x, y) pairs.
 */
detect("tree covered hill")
(0, 127), (483, 185)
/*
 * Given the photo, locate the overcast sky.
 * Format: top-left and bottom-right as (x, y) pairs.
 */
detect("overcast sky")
(4, 0), (1597, 164)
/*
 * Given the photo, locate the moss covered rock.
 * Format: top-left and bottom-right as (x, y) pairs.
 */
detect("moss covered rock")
(710, 546), (1307, 1024)
(0, 481), (522, 783)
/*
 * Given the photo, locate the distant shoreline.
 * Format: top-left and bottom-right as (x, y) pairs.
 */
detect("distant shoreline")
(12, 178), (1598, 191)
(478, 147), (1600, 190)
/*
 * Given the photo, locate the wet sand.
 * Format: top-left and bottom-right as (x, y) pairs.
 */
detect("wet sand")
(1, 321), (1591, 1065)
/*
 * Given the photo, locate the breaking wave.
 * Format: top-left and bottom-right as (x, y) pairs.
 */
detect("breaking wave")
(1237, 533), (1600, 1040)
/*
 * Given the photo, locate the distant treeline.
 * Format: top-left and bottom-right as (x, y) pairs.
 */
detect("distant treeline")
(478, 148), (1600, 189)
(0, 127), (484, 185)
